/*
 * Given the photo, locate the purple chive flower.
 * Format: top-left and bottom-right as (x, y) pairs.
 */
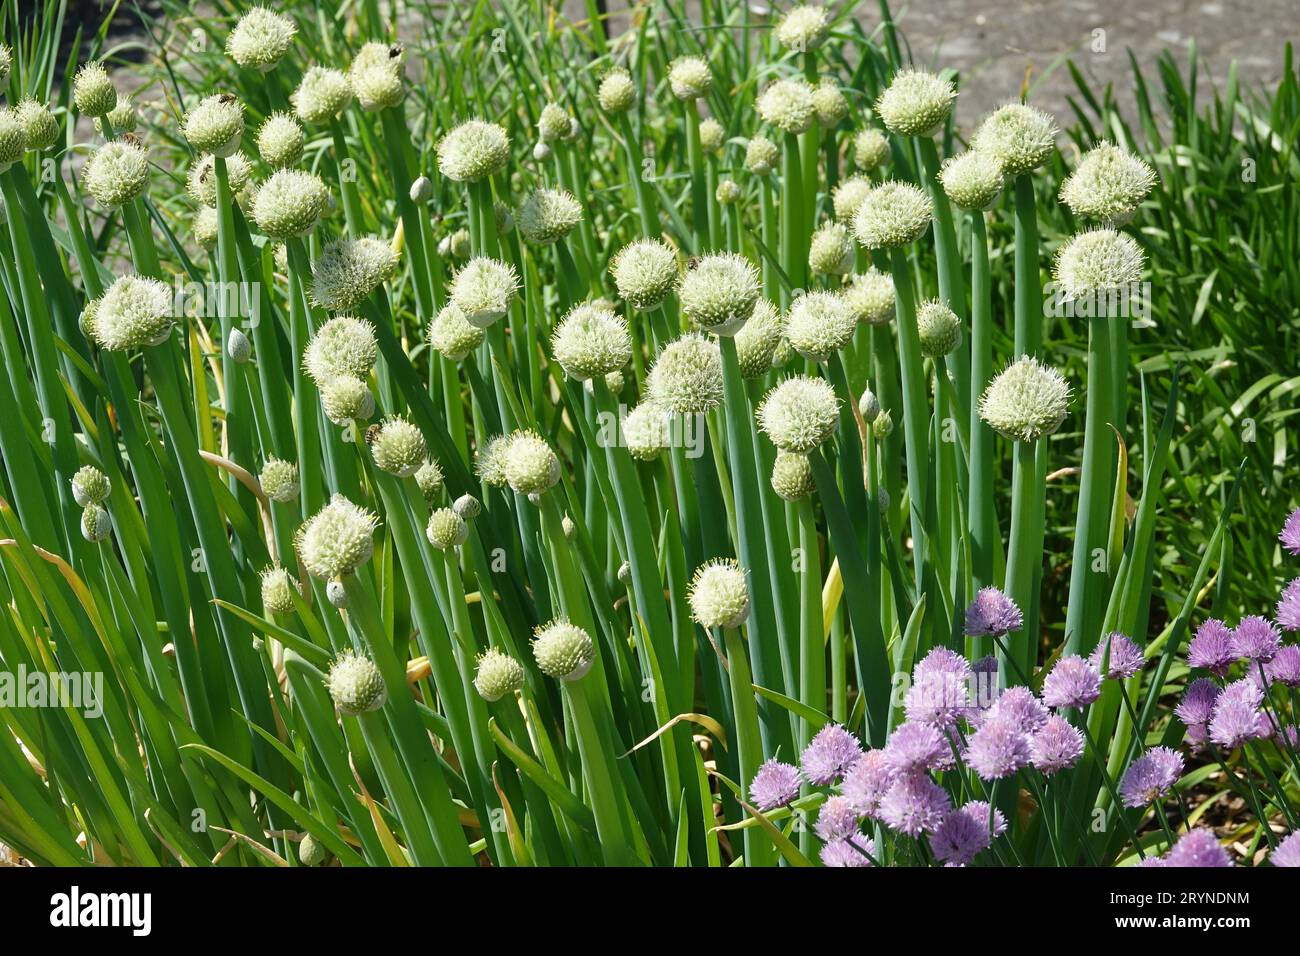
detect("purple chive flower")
(814, 795), (861, 842)
(965, 716), (1031, 780)
(913, 646), (974, 682)
(1041, 654), (1102, 710)
(878, 772), (951, 836)
(820, 834), (875, 867)
(962, 800), (1009, 837)
(1163, 829), (1232, 867)
(840, 749), (896, 818)
(882, 721), (949, 774)
(1232, 615), (1281, 663)
(1278, 579), (1300, 632)
(1209, 678), (1268, 749)
(1174, 678), (1221, 727)
(1187, 619), (1236, 676)
(1136, 856), (1167, 867)
(983, 685), (1049, 733)
(1029, 715), (1085, 774)
(1119, 746), (1185, 808)
(963, 586), (1024, 637)
(1089, 632), (1145, 680)
(800, 723), (863, 785)
(1280, 508), (1300, 557)
(930, 801), (1008, 867)
(1264, 645), (1300, 687)
(1184, 721), (1209, 753)
(749, 759), (802, 811)
(904, 671), (972, 729)
(1271, 831), (1300, 868)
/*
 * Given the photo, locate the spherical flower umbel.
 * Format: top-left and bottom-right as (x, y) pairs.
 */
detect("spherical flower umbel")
(749, 759), (801, 811)
(611, 238), (679, 311)
(598, 67), (636, 113)
(734, 299), (783, 378)
(16, 99), (58, 152)
(532, 619), (596, 681)
(371, 417), (426, 478)
(426, 303), (483, 362)
(715, 179), (741, 205)
(71, 465), (111, 507)
(1175, 677), (1221, 729)
(917, 299), (962, 358)
(186, 152), (253, 208)
(1188, 619), (1236, 675)
(982, 686), (1049, 733)
(1060, 142), (1157, 224)
(311, 237), (399, 312)
(1209, 679), (1267, 749)
(257, 113), (304, 167)
(1231, 615), (1280, 662)
(756, 78), (816, 135)
(1119, 746), (1184, 808)
(474, 649), (525, 702)
(293, 66), (353, 124)
(502, 430), (561, 497)
(448, 257), (519, 328)
(193, 207), (219, 251)
(260, 565), (298, 615)
(972, 103), (1057, 176)
(853, 181), (933, 249)
(621, 403), (672, 461)
(1271, 831), (1300, 868)
(437, 119), (510, 183)
(259, 457), (299, 503)
(551, 303), (632, 381)
(854, 128), (891, 169)
(775, 4), (830, 51)
(96, 95), (137, 135)
(939, 150), (1005, 211)
(349, 45), (405, 111)
(73, 62), (116, 117)
(425, 507), (469, 550)
(882, 722), (949, 775)
(841, 750), (895, 818)
(227, 7), (296, 71)
(296, 494), (379, 580)
(678, 253), (760, 335)
(645, 333), (723, 415)
(1281, 508), (1300, 556)
(1278, 578), (1300, 632)
(744, 135), (779, 175)
(326, 650), (386, 716)
(1090, 632), (1146, 680)
(1041, 655), (1102, 710)
(1029, 715), (1085, 774)
(771, 450), (816, 501)
(252, 168), (328, 240)
(963, 586), (1023, 637)
(831, 175), (872, 223)
(517, 188), (582, 245)
(800, 724), (863, 786)
(875, 68), (955, 138)
(698, 118), (725, 154)
(841, 269), (896, 326)
(979, 356), (1071, 443)
(1053, 228), (1145, 302)
(537, 102), (572, 145)
(183, 93), (244, 157)
(814, 795), (861, 843)
(668, 56), (711, 101)
(879, 772), (951, 836)
(90, 275), (174, 351)
(81, 140), (149, 208)
(302, 315), (377, 384)
(784, 291), (856, 363)
(415, 458), (444, 500)
(688, 558), (750, 629)
(965, 717), (1031, 780)
(757, 375), (839, 453)
(1163, 829), (1231, 867)
(813, 79), (849, 129)
(808, 221), (855, 277)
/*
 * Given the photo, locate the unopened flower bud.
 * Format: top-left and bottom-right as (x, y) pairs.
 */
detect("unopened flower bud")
(81, 504), (112, 542)
(73, 62), (116, 117)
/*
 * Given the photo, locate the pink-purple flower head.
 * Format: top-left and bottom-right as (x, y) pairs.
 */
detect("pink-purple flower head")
(963, 586), (1023, 637)
(840, 749), (896, 818)
(930, 801), (1007, 866)
(913, 646), (973, 682)
(878, 771), (951, 836)
(1278, 578), (1300, 632)
(814, 795), (862, 842)
(1029, 714), (1085, 774)
(903, 671), (972, 730)
(800, 723), (863, 785)
(1174, 677), (1220, 728)
(882, 721), (949, 774)
(1163, 829), (1232, 867)
(1089, 632), (1145, 680)
(1208, 678), (1268, 749)
(1119, 746), (1184, 808)
(1187, 618), (1235, 675)
(1266, 645), (1300, 687)
(1272, 831), (1300, 868)
(1232, 615), (1281, 663)
(964, 716), (1031, 780)
(1281, 508), (1300, 556)
(821, 834), (875, 867)
(750, 758), (801, 811)
(1041, 654), (1102, 710)
(982, 685), (1049, 734)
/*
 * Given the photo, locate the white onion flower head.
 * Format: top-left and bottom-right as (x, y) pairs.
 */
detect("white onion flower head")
(449, 257), (519, 328)
(876, 69), (955, 138)
(71, 465), (111, 507)
(808, 221), (855, 276)
(474, 649), (525, 702)
(611, 238), (679, 311)
(311, 237), (400, 311)
(371, 416), (426, 477)
(227, 7), (296, 72)
(758, 375), (840, 452)
(668, 56), (711, 101)
(439, 228), (471, 259)
(297, 494), (378, 579)
(538, 102), (571, 144)
(756, 78), (815, 135)
(16, 99), (58, 151)
(744, 134), (779, 175)
(854, 128), (891, 169)
(832, 174), (873, 222)
(917, 299), (963, 358)
(260, 565), (299, 615)
(678, 253), (760, 336)
(429, 302), (485, 361)
(91, 275), (174, 351)
(599, 68), (636, 113)
(326, 650), (386, 715)
(437, 120), (510, 182)
(502, 430), (561, 496)
(715, 179), (741, 204)
(426, 507), (469, 550)
(532, 141), (551, 162)
(785, 291), (855, 362)
(257, 113), (304, 167)
(303, 315), (377, 384)
(319, 375), (375, 425)
(415, 458), (444, 499)
(517, 188), (583, 244)
(979, 356), (1071, 443)
(73, 62), (116, 117)
(187, 152), (253, 207)
(349, 43), (406, 111)
(259, 457), (299, 503)
(699, 117), (725, 154)
(734, 299), (784, 378)
(293, 66), (352, 124)
(771, 451), (816, 501)
(689, 559), (751, 629)
(939, 150), (1005, 211)
(813, 79), (849, 128)
(841, 269), (895, 326)
(532, 619), (596, 681)
(1059, 142), (1157, 224)
(0, 45), (10, 95)
(646, 332), (724, 414)
(776, 4), (830, 51)
(95, 95), (138, 136)
(0, 111), (24, 171)
(474, 435), (511, 487)
(1053, 228), (1145, 300)
(853, 180), (933, 249)
(972, 103), (1057, 176)
(252, 168), (328, 239)
(183, 93), (245, 157)
(551, 303), (632, 381)
(81, 140), (149, 208)
(193, 207), (219, 250)
(622, 403), (672, 461)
